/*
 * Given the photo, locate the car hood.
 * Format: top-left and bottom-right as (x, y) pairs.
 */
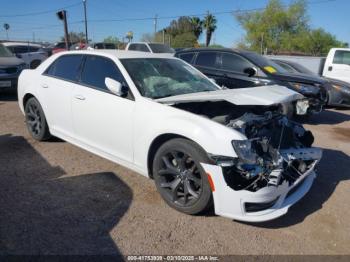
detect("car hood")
(0, 56), (25, 66)
(325, 77), (350, 88)
(156, 85), (303, 106)
(272, 72), (326, 84)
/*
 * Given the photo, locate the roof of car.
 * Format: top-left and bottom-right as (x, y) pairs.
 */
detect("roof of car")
(58, 49), (176, 59)
(175, 47), (255, 55)
(2, 42), (42, 47)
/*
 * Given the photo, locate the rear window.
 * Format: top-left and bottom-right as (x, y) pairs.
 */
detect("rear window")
(148, 43), (174, 53)
(45, 55), (83, 81)
(179, 53), (195, 64)
(333, 50), (350, 65)
(128, 44), (150, 52)
(104, 43), (116, 49)
(195, 52), (218, 68)
(94, 43), (104, 49)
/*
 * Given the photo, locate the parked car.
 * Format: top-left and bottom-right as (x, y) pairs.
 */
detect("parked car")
(93, 42), (117, 49)
(266, 48), (350, 85)
(175, 48), (328, 116)
(51, 42), (74, 54)
(69, 42), (89, 51)
(0, 43), (27, 91)
(126, 42), (175, 54)
(273, 59), (350, 107)
(17, 50), (322, 222)
(2, 42), (47, 69)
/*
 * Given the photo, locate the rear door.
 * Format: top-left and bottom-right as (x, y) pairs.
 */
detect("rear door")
(72, 55), (135, 163)
(193, 51), (224, 83)
(324, 49), (350, 83)
(41, 54), (84, 137)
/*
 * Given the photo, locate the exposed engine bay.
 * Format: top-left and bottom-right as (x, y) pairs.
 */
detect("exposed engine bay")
(172, 100), (322, 193)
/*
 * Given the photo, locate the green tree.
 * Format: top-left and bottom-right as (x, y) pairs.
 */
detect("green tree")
(61, 32), (85, 43)
(190, 17), (203, 39)
(164, 16), (194, 37)
(103, 36), (121, 44)
(203, 12), (217, 47)
(235, 0), (308, 53)
(303, 29), (348, 56)
(172, 32), (197, 48)
(235, 0), (346, 55)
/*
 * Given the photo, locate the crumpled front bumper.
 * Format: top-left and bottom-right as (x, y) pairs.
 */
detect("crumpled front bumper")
(202, 147), (322, 222)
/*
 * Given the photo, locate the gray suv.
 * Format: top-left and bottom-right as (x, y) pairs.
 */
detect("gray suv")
(0, 43), (27, 92)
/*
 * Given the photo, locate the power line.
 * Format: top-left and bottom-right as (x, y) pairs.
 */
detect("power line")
(84, 0), (337, 24)
(0, 2), (82, 18)
(1, 0), (337, 39)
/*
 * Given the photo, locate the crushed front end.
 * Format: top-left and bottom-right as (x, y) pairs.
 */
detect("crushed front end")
(204, 112), (322, 222)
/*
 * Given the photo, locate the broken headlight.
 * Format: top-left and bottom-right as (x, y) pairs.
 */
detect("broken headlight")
(289, 82), (319, 95)
(232, 140), (257, 164)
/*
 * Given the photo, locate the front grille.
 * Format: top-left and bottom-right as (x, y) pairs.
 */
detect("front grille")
(0, 66), (18, 74)
(245, 197), (279, 213)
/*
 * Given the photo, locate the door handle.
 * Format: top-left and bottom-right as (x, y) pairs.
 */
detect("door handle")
(74, 94), (86, 100)
(41, 84), (48, 88)
(328, 66), (333, 71)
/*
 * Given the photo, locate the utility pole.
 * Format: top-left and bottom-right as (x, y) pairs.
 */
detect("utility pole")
(83, 0), (88, 44)
(260, 33), (264, 55)
(32, 32), (36, 42)
(162, 29), (165, 44)
(3, 23), (10, 40)
(154, 14), (158, 35)
(56, 10), (70, 50)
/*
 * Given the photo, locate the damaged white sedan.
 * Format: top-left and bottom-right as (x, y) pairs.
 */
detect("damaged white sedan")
(18, 50), (322, 222)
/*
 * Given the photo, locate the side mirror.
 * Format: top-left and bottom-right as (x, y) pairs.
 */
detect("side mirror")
(105, 77), (128, 97)
(244, 67), (257, 77)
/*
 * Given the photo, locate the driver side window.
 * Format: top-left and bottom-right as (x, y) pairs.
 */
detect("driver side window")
(220, 52), (254, 74)
(80, 55), (126, 91)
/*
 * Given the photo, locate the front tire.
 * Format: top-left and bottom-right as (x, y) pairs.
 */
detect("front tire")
(24, 97), (51, 141)
(152, 138), (213, 215)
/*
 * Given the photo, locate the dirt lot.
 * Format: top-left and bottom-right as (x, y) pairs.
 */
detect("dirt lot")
(0, 92), (350, 255)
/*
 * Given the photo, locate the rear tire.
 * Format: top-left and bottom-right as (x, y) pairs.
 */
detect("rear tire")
(24, 97), (51, 141)
(152, 138), (213, 215)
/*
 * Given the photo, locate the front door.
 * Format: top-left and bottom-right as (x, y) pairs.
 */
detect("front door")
(72, 55), (135, 163)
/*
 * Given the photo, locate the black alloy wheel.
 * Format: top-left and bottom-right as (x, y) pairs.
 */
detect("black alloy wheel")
(153, 138), (213, 215)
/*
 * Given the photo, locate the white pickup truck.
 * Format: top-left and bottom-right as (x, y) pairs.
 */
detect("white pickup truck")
(323, 48), (350, 83)
(267, 48), (350, 84)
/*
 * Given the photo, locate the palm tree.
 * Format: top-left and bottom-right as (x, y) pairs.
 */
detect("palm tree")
(190, 17), (203, 40)
(203, 12), (217, 47)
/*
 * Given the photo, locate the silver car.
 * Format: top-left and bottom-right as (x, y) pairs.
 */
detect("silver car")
(0, 43), (27, 91)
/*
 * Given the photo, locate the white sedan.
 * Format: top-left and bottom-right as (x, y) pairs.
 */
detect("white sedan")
(17, 50), (322, 222)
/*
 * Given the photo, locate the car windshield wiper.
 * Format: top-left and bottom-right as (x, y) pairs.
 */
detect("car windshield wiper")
(152, 94), (174, 99)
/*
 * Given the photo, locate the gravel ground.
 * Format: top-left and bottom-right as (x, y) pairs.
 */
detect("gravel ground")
(0, 92), (349, 255)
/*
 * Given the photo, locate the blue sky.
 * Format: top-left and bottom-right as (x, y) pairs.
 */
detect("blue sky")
(0, 0), (348, 46)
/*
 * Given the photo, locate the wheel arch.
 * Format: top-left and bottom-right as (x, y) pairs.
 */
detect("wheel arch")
(23, 93), (36, 108)
(147, 133), (209, 179)
(30, 59), (42, 69)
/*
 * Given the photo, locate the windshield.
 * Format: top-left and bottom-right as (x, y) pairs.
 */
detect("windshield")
(0, 44), (14, 57)
(148, 43), (175, 53)
(244, 52), (289, 74)
(121, 58), (219, 98)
